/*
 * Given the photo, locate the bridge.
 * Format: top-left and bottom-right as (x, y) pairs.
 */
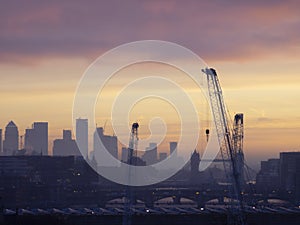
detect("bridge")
(86, 186), (295, 208)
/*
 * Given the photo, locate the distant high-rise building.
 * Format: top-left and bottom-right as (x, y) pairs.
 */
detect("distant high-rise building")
(0, 128), (2, 154)
(169, 142), (177, 156)
(190, 150), (200, 184)
(63, 129), (72, 140)
(256, 158), (280, 192)
(142, 143), (157, 165)
(159, 152), (167, 161)
(24, 122), (48, 155)
(76, 118), (88, 158)
(280, 152), (300, 193)
(3, 121), (19, 156)
(191, 150), (200, 173)
(32, 122), (48, 155)
(53, 130), (80, 156)
(121, 147), (129, 162)
(24, 128), (35, 152)
(94, 127), (118, 160)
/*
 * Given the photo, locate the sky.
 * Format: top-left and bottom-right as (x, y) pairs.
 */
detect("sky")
(0, 0), (300, 168)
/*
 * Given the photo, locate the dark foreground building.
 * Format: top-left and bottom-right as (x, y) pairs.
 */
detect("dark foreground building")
(0, 155), (99, 208)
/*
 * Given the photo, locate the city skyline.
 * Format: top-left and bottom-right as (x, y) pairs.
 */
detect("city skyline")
(0, 117), (298, 171)
(1, 1), (300, 168)
(0, 119), (172, 163)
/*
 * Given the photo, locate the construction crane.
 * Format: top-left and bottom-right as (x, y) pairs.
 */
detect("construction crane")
(123, 122), (139, 225)
(202, 68), (245, 225)
(127, 122), (139, 165)
(233, 113), (245, 188)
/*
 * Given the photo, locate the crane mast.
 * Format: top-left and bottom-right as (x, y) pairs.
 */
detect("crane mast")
(127, 122), (139, 165)
(233, 113), (245, 187)
(202, 68), (245, 225)
(233, 114), (244, 155)
(123, 122), (139, 225)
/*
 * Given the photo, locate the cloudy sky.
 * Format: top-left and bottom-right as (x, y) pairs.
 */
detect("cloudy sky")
(1, 0), (300, 167)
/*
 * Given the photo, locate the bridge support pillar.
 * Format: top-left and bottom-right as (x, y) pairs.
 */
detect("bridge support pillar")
(145, 196), (154, 208)
(218, 196), (224, 204)
(197, 199), (205, 208)
(172, 196), (181, 205)
(195, 194), (205, 208)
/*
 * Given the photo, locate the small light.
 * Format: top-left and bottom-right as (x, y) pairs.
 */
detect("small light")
(200, 207), (204, 211)
(196, 192), (200, 195)
(146, 209), (150, 213)
(252, 206), (256, 209)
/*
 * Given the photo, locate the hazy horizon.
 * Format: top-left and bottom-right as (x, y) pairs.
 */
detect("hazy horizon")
(1, 1), (300, 170)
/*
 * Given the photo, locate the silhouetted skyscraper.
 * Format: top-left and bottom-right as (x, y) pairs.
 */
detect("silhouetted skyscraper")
(53, 130), (80, 156)
(280, 152), (300, 192)
(33, 122), (48, 155)
(121, 147), (129, 162)
(24, 128), (35, 152)
(24, 122), (48, 155)
(170, 142), (177, 156)
(191, 150), (200, 172)
(142, 143), (157, 165)
(190, 150), (200, 184)
(76, 118), (88, 158)
(94, 127), (118, 160)
(256, 158), (280, 192)
(3, 121), (19, 156)
(63, 129), (72, 140)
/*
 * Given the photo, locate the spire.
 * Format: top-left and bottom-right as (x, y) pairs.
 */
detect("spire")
(6, 120), (17, 127)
